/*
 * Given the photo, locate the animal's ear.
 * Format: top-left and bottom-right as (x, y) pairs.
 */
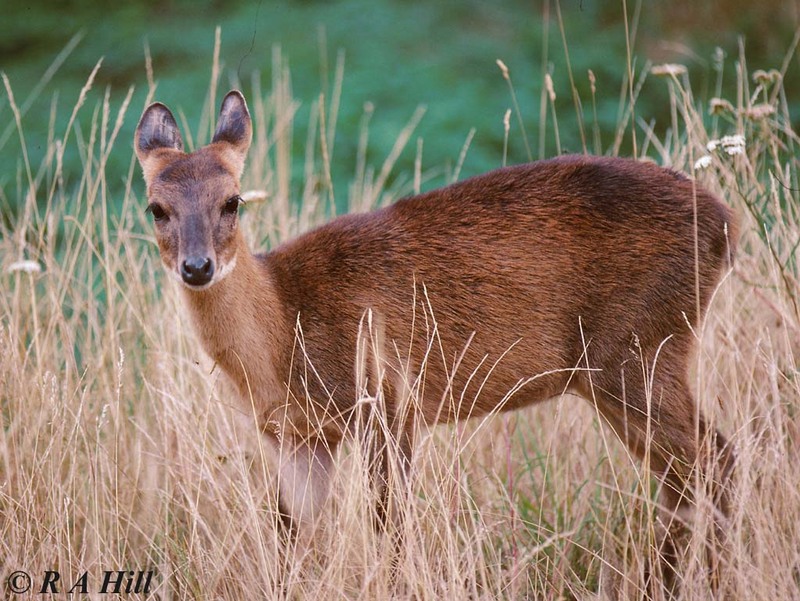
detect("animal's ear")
(212, 91), (252, 177)
(134, 102), (184, 182)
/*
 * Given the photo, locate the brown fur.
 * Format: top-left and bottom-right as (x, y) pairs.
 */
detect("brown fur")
(136, 91), (737, 571)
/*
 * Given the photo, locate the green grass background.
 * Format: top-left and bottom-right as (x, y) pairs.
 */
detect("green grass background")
(1, 0), (799, 219)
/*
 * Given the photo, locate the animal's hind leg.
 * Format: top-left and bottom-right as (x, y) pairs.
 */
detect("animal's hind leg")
(582, 353), (733, 510)
(583, 363), (733, 590)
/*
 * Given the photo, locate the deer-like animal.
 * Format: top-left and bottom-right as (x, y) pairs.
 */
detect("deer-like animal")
(135, 90), (736, 568)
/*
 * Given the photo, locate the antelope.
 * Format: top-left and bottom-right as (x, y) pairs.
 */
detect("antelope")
(135, 90), (736, 572)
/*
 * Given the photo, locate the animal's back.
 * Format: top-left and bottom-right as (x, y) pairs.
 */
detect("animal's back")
(265, 155), (736, 424)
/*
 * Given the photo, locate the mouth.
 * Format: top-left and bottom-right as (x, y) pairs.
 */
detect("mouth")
(181, 279), (216, 292)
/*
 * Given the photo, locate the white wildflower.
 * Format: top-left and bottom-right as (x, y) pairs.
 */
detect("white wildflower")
(720, 134), (745, 147)
(694, 155), (713, 170)
(720, 134), (746, 155)
(705, 134), (746, 158)
(6, 260), (42, 274)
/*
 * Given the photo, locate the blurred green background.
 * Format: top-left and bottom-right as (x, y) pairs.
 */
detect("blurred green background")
(1, 0), (799, 218)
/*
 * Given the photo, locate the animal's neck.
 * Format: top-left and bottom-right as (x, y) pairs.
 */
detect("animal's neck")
(182, 236), (288, 407)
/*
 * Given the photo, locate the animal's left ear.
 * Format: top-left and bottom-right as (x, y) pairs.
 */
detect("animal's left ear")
(212, 90), (253, 178)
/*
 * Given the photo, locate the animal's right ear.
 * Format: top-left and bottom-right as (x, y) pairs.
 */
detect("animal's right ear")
(134, 102), (184, 182)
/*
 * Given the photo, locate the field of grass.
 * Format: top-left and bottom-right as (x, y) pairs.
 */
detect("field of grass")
(2, 7), (800, 601)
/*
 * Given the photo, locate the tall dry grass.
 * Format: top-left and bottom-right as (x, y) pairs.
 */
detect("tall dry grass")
(1, 36), (799, 600)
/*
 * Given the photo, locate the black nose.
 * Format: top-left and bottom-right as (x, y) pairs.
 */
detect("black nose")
(180, 256), (214, 286)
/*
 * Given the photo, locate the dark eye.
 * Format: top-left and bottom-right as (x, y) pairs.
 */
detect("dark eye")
(222, 195), (242, 216)
(146, 203), (168, 222)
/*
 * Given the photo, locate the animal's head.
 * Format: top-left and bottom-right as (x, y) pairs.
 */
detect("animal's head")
(134, 90), (253, 290)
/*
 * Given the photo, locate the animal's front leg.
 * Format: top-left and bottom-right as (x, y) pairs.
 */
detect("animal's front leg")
(267, 434), (337, 541)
